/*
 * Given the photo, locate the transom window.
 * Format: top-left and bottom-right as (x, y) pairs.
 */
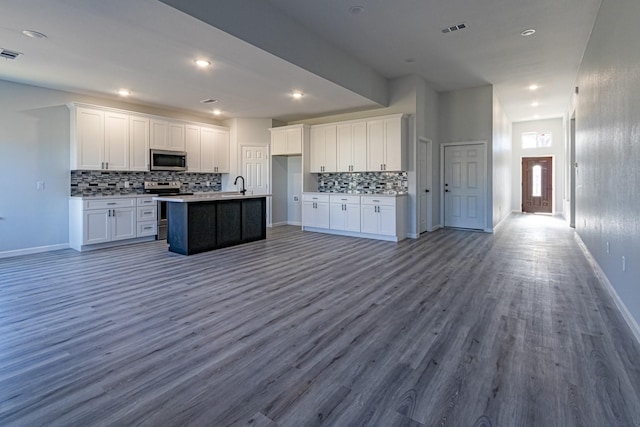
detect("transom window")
(522, 132), (552, 149)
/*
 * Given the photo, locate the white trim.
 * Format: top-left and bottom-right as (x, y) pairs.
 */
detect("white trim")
(440, 141), (489, 231)
(302, 227), (403, 242)
(407, 233), (420, 239)
(0, 243), (70, 258)
(492, 212), (512, 233)
(574, 233), (640, 345)
(432, 224), (443, 231)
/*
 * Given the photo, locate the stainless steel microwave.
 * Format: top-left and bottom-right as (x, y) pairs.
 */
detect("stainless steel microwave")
(150, 149), (187, 171)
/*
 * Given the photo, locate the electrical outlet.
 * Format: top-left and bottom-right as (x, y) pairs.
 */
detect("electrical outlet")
(606, 241), (610, 254)
(124, 181), (130, 188)
(293, 195), (299, 202)
(36, 181), (45, 191)
(206, 181), (211, 186)
(622, 256), (626, 272)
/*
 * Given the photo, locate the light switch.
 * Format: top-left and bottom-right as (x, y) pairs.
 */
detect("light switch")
(36, 181), (45, 190)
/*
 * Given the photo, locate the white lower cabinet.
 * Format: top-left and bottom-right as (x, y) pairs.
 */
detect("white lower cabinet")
(302, 193), (407, 241)
(136, 197), (157, 237)
(70, 196), (156, 251)
(329, 195), (360, 232)
(361, 196), (397, 236)
(302, 194), (330, 229)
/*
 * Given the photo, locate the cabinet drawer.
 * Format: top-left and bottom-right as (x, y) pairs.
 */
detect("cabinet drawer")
(84, 198), (136, 210)
(137, 197), (156, 206)
(137, 206), (157, 221)
(361, 196), (396, 207)
(302, 193), (330, 203)
(329, 194), (360, 205)
(137, 221), (157, 237)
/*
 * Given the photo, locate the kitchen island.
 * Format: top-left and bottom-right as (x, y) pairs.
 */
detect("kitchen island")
(153, 193), (269, 255)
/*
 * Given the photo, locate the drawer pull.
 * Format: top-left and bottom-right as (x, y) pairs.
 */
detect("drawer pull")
(143, 211), (152, 215)
(143, 226), (152, 230)
(107, 202), (117, 205)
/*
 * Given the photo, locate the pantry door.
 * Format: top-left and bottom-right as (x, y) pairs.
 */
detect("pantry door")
(443, 143), (486, 230)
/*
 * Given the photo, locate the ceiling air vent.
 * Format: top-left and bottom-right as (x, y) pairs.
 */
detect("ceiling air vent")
(442, 23), (467, 34)
(0, 48), (23, 60)
(200, 98), (219, 104)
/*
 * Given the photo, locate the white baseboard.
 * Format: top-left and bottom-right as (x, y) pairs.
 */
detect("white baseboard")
(574, 233), (640, 345)
(432, 224), (443, 231)
(0, 243), (70, 259)
(270, 221), (289, 227)
(493, 212), (512, 233)
(407, 233), (419, 239)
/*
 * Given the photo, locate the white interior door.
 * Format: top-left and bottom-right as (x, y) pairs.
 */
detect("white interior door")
(444, 144), (485, 230)
(241, 145), (269, 225)
(241, 146), (269, 194)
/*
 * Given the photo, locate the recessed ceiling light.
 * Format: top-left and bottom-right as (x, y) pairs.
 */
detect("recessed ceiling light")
(292, 91), (303, 99)
(22, 30), (47, 39)
(521, 29), (536, 37)
(117, 89), (130, 97)
(349, 6), (364, 14)
(213, 109), (222, 116)
(405, 58), (416, 64)
(531, 101), (539, 107)
(194, 59), (211, 68)
(529, 84), (539, 91)
(533, 114), (540, 119)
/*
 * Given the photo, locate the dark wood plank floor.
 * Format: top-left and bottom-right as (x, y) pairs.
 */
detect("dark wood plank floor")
(1, 214), (639, 426)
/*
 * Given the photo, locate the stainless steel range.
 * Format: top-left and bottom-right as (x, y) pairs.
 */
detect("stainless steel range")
(144, 181), (193, 240)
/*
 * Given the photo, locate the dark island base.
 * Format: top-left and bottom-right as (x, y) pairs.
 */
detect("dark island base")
(167, 197), (266, 255)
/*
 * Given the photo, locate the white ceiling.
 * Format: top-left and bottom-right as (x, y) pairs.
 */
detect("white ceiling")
(0, 0), (602, 123)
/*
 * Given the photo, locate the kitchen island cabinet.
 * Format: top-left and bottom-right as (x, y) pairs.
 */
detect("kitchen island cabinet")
(155, 194), (268, 255)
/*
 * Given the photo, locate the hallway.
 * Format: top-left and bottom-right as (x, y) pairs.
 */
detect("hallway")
(1, 214), (639, 426)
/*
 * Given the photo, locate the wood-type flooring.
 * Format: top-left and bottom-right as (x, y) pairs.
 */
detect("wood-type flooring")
(1, 214), (639, 426)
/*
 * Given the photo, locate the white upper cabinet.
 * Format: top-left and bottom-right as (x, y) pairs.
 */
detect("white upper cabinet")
(310, 125), (337, 173)
(309, 114), (405, 174)
(104, 111), (129, 171)
(72, 106), (105, 170)
(186, 125), (229, 173)
(150, 119), (185, 151)
(70, 103), (228, 172)
(337, 122), (367, 172)
(212, 128), (229, 173)
(71, 106), (130, 171)
(366, 115), (405, 172)
(186, 125), (202, 172)
(270, 125), (305, 156)
(129, 115), (150, 171)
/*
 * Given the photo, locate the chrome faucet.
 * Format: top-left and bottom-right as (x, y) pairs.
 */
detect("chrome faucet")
(233, 176), (246, 195)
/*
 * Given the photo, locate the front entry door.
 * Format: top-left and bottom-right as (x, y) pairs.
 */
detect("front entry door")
(522, 157), (552, 213)
(444, 144), (486, 230)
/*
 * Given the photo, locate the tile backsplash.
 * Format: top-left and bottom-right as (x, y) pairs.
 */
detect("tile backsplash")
(70, 171), (222, 196)
(317, 171), (408, 194)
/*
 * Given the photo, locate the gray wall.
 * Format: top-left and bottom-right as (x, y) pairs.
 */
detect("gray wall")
(574, 0), (640, 325)
(439, 85), (494, 231)
(0, 79), (225, 254)
(492, 93), (512, 227)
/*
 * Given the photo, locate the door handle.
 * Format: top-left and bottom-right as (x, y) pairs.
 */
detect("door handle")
(425, 189), (430, 193)
(445, 189), (450, 192)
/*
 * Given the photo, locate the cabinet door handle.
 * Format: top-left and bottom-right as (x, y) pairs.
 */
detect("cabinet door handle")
(106, 162), (109, 169)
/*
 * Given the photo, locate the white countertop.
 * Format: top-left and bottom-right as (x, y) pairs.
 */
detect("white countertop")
(153, 193), (271, 203)
(69, 194), (156, 200)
